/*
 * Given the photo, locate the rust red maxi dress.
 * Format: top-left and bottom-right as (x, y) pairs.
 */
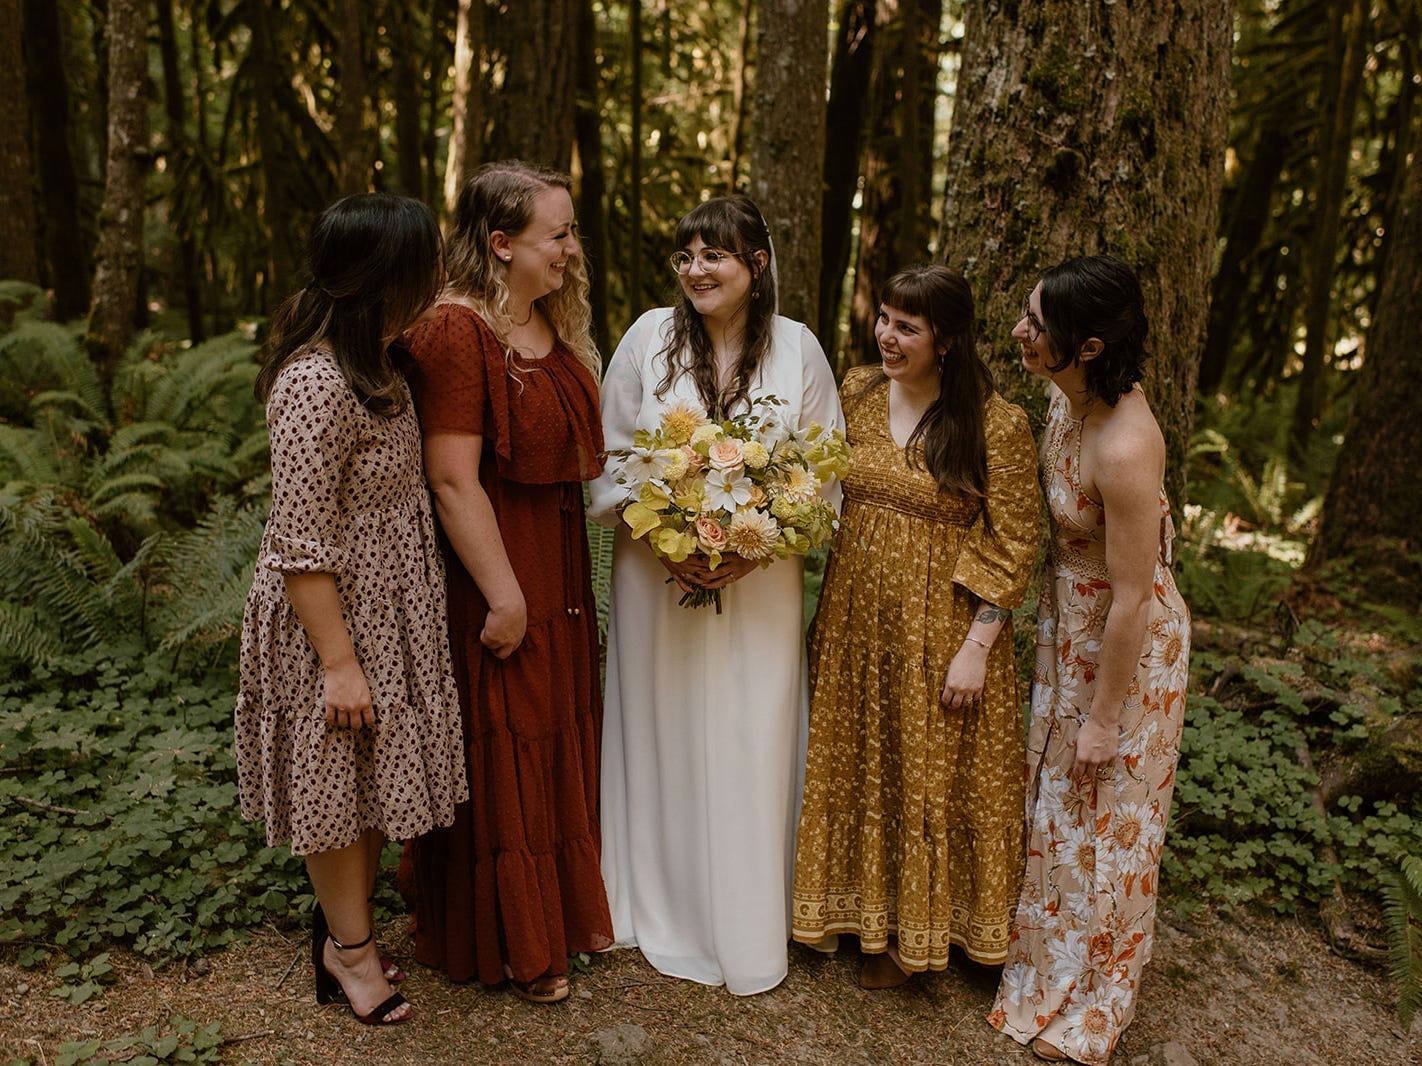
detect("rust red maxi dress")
(403, 304), (613, 985)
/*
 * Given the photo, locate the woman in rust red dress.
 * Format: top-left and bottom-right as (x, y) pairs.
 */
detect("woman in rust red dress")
(403, 161), (612, 1003)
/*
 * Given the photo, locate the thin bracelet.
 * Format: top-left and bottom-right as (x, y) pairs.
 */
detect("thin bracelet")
(963, 635), (992, 650)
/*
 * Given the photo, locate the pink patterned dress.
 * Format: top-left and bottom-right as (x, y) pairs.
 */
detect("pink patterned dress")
(989, 392), (1190, 1065)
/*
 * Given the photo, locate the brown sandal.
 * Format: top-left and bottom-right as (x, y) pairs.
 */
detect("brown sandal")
(505, 969), (569, 1004)
(1031, 1037), (1071, 1062)
(858, 951), (913, 989)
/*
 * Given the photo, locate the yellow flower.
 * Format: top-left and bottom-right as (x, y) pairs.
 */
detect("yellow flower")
(660, 402), (710, 446)
(742, 440), (770, 469)
(662, 449), (690, 481)
(690, 424), (722, 449)
(726, 510), (780, 560)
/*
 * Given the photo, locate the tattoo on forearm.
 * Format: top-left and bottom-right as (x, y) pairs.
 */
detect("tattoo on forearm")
(975, 604), (1009, 625)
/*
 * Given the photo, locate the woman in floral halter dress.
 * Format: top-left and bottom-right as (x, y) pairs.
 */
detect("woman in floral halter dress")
(988, 255), (1190, 1065)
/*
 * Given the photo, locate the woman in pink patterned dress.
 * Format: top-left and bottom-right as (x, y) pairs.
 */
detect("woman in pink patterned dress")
(988, 255), (1190, 1065)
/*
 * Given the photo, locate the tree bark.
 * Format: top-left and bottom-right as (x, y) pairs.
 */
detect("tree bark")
(387, 0), (424, 198)
(818, 0), (876, 351)
(249, 0), (299, 299)
(750, 0), (830, 332)
(728, 0), (756, 189)
(154, 0), (202, 340)
(486, 0), (578, 169)
(846, 0), (941, 367)
(443, 0), (484, 215)
(0, 0), (40, 285)
(574, 0), (610, 355)
(22, 0), (90, 318)
(1310, 118), (1422, 562)
(627, 0), (644, 321)
(1289, 0), (1368, 460)
(1198, 122), (1288, 396)
(939, 0), (1233, 511)
(335, 0), (368, 195)
(86, 0), (149, 370)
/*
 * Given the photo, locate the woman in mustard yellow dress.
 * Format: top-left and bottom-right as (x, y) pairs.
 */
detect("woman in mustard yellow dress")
(792, 264), (1040, 987)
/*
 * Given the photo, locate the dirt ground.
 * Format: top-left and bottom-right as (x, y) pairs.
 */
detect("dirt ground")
(1, 905), (1416, 1066)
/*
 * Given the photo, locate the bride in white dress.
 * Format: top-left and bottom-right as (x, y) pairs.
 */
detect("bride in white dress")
(589, 196), (844, 995)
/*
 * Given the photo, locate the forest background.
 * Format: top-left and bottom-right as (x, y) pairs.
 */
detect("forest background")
(0, 0), (1419, 1060)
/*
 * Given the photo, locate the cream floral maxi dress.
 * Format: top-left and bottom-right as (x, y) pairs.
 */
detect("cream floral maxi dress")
(989, 391), (1190, 1065)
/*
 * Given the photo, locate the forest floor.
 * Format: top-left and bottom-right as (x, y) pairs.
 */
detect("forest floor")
(1, 903), (1416, 1066)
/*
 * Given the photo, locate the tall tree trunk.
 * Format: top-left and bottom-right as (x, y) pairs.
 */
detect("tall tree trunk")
(1310, 119), (1422, 563)
(154, 0), (202, 340)
(486, 0), (578, 169)
(23, 0), (90, 318)
(249, 0), (298, 299)
(846, 0), (942, 367)
(627, 0), (645, 321)
(335, 0), (368, 195)
(443, 0), (483, 215)
(939, 0), (1233, 511)
(388, 0), (424, 198)
(1199, 122), (1288, 396)
(0, 0), (40, 285)
(574, 0), (610, 355)
(750, 0), (830, 332)
(424, 0), (451, 208)
(86, 0), (148, 371)
(818, 0), (876, 352)
(1289, 0), (1368, 460)
(728, 0), (756, 189)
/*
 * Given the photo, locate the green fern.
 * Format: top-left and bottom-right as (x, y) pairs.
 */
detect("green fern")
(0, 320), (107, 428)
(1381, 855), (1422, 1028)
(0, 599), (64, 664)
(156, 497), (266, 652)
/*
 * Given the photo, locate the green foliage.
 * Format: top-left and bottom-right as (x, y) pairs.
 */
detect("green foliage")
(0, 645), (308, 965)
(1381, 855), (1422, 1027)
(48, 1015), (226, 1066)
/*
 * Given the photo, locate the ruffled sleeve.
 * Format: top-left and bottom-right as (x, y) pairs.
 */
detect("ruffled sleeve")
(405, 302), (499, 444)
(587, 309), (665, 525)
(950, 394), (1040, 609)
(259, 355), (357, 575)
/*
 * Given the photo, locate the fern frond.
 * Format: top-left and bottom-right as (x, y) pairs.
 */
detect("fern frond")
(0, 321), (107, 428)
(156, 497), (264, 650)
(1381, 854), (1422, 1028)
(0, 425), (60, 483)
(64, 517), (124, 582)
(0, 599), (63, 666)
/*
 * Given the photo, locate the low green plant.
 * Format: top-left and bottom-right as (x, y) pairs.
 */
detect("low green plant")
(48, 1015), (225, 1066)
(1382, 854), (1422, 1027)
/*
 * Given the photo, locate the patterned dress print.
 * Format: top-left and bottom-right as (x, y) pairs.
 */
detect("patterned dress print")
(234, 349), (468, 856)
(793, 366), (1041, 969)
(403, 304), (614, 986)
(989, 391), (1191, 1064)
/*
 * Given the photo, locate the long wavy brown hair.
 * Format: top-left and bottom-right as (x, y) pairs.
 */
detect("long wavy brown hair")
(256, 194), (443, 416)
(654, 195), (777, 417)
(443, 160), (600, 380)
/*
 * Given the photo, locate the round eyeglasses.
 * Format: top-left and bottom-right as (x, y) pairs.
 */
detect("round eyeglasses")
(669, 249), (742, 276)
(1020, 304), (1045, 343)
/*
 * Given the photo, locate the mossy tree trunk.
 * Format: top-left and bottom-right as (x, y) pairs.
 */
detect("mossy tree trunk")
(939, 0), (1233, 511)
(749, 0), (829, 331)
(154, 0), (202, 341)
(845, 0), (942, 367)
(86, 0), (148, 373)
(0, 0), (40, 286)
(574, 0), (611, 355)
(487, 0), (578, 169)
(1310, 121), (1422, 564)
(386, 0), (425, 199)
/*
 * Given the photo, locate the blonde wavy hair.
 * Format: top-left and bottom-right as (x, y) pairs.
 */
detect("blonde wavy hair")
(443, 160), (600, 381)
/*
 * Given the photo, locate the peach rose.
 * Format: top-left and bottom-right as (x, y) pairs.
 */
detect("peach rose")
(707, 438), (745, 473)
(695, 515), (729, 553)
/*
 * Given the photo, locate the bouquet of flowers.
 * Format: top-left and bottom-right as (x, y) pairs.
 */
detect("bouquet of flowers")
(603, 395), (850, 610)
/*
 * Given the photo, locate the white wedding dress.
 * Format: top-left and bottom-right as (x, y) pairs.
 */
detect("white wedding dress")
(589, 307), (843, 994)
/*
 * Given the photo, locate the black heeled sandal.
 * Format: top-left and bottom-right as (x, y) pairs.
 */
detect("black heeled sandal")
(312, 908), (412, 1025)
(367, 895), (406, 983)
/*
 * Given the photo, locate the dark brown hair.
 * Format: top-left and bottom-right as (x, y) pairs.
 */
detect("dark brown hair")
(1038, 254), (1148, 406)
(256, 194), (442, 415)
(654, 195), (777, 417)
(863, 264), (994, 521)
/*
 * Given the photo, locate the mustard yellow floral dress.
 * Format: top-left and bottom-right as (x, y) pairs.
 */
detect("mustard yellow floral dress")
(988, 390), (1190, 1064)
(792, 366), (1040, 969)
